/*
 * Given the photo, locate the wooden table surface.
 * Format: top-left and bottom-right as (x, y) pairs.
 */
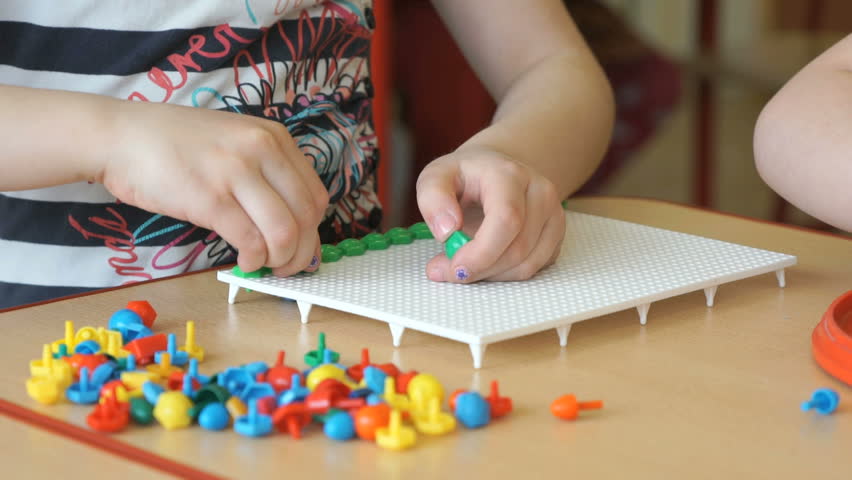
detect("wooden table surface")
(1, 197), (850, 479)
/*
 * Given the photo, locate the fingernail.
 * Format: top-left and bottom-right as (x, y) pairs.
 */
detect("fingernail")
(432, 213), (456, 241)
(455, 267), (470, 282)
(309, 255), (319, 268)
(427, 264), (445, 282)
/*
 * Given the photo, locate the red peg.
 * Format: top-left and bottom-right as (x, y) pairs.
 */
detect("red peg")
(486, 380), (513, 418)
(272, 403), (312, 439)
(265, 351), (300, 393)
(86, 395), (130, 432)
(126, 300), (157, 328)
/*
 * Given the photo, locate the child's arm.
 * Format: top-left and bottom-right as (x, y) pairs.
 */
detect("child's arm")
(754, 34), (852, 232)
(417, 0), (614, 282)
(0, 84), (328, 275)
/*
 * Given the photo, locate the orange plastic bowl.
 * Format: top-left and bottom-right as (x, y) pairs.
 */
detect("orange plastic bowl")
(812, 290), (852, 385)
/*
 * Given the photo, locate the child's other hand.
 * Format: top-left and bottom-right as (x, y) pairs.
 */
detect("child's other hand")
(416, 147), (565, 283)
(99, 102), (328, 276)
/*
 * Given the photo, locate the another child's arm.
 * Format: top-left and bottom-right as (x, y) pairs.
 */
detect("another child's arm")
(0, 84), (328, 275)
(754, 34), (852, 232)
(417, 0), (614, 282)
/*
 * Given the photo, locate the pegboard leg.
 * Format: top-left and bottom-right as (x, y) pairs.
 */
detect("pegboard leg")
(637, 303), (651, 325)
(296, 300), (313, 324)
(775, 269), (786, 288)
(389, 323), (405, 347)
(556, 325), (572, 347)
(704, 285), (718, 307)
(227, 284), (239, 304)
(469, 343), (487, 369)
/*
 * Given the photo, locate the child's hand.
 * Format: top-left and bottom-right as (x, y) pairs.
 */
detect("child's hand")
(416, 147), (565, 283)
(98, 101), (329, 276)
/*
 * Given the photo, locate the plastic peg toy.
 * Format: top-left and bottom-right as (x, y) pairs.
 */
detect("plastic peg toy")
(65, 353), (109, 379)
(278, 374), (310, 405)
(414, 397), (456, 435)
(395, 370), (420, 393)
(256, 395), (277, 415)
(324, 411), (356, 441)
(242, 361), (269, 378)
(321, 244), (343, 263)
(271, 403), (312, 438)
(50, 320), (76, 355)
(129, 397), (155, 425)
(337, 238), (366, 256)
(354, 403), (391, 440)
(180, 321), (205, 362)
(108, 309), (145, 342)
(142, 381), (165, 405)
(153, 391), (193, 430)
(550, 394), (603, 421)
(304, 332), (340, 367)
(125, 354), (137, 372)
(801, 388), (840, 415)
(226, 396), (248, 419)
(99, 380), (130, 404)
(239, 382), (276, 404)
(104, 331), (127, 359)
(266, 351), (299, 393)
(366, 394), (384, 406)
(74, 340), (101, 355)
(66, 367), (100, 405)
(383, 377), (410, 412)
(30, 344), (57, 377)
(146, 352), (182, 379)
(486, 381), (513, 418)
(232, 265), (272, 279)
(362, 365), (388, 394)
(120, 369), (159, 391)
(73, 326), (100, 345)
(90, 362), (118, 386)
(52, 344), (70, 359)
(218, 367), (254, 395)
(376, 409), (416, 451)
(362, 232), (390, 250)
(306, 364), (352, 391)
(384, 227), (415, 245)
(407, 373), (444, 414)
(87, 395), (130, 433)
(444, 231), (471, 260)
(25, 376), (60, 405)
(455, 392), (491, 428)
(123, 334), (168, 365)
(235, 399), (273, 437)
(198, 402), (230, 431)
(154, 333), (189, 367)
(182, 374), (196, 397)
(448, 389), (466, 412)
(125, 300), (157, 328)
(185, 358), (210, 384)
(346, 348), (372, 382)
(408, 222), (434, 240)
(193, 384), (231, 409)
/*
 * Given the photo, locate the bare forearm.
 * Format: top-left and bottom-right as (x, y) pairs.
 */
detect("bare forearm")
(754, 35), (852, 231)
(459, 52), (614, 198)
(0, 85), (111, 190)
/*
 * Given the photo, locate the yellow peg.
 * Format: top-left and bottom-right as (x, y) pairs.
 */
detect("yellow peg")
(29, 344), (54, 377)
(376, 409), (416, 450)
(51, 320), (76, 354)
(105, 331), (128, 358)
(180, 321), (205, 362)
(383, 376), (410, 412)
(25, 376), (60, 405)
(146, 352), (181, 379)
(413, 397), (456, 435)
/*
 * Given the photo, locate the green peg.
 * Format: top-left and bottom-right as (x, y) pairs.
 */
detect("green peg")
(444, 231), (471, 259)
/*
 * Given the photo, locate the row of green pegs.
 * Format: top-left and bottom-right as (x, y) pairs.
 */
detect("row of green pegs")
(321, 223), (434, 263)
(232, 223), (436, 278)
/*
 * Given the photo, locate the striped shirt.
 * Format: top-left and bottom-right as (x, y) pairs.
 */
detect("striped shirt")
(0, 1), (382, 309)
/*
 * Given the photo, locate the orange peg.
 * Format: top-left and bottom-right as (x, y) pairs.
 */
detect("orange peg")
(550, 394), (603, 421)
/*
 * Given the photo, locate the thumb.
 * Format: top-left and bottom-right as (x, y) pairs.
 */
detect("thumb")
(415, 161), (463, 242)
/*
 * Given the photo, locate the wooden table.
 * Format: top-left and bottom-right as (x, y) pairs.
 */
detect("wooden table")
(1, 197), (850, 479)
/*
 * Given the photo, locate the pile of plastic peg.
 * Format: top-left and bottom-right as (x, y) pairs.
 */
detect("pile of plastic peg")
(25, 302), (521, 450)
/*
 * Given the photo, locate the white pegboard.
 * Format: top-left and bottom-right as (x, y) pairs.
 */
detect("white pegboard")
(218, 212), (796, 368)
